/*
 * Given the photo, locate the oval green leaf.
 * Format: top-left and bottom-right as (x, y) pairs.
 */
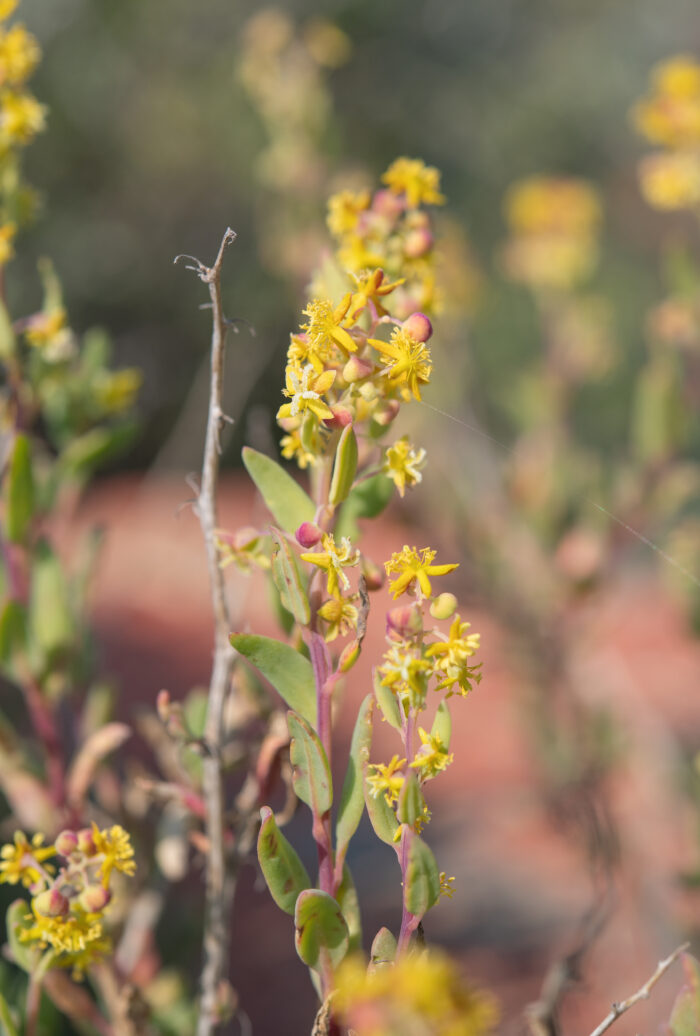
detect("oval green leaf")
(431, 699), (452, 751)
(242, 447), (315, 534)
(336, 694), (373, 860)
(230, 633), (316, 727)
(288, 710), (332, 816)
(329, 425), (358, 507)
(5, 435), (34, 544)
(294, 889), (349, 973)
(404, 829), (440, 916)
(271, 531), (310, 626)
(257, 806), (311, 915)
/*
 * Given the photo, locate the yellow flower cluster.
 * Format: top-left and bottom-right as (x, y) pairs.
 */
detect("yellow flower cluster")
(633, 55), (700, 211)
(501, 176), (602, 291)
(333, 949), (498, 1036)
(1, 824), (135, 978)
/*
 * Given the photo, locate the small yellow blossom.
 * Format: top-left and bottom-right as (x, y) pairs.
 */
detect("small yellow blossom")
(0, 219), (15, 264)
(300, 532), (360, 598)
(368, 327), (432, 400)
(0, 831), (54, 887)
(277, 363), (336, 422)
(334, 949), (499, 1036)
(94, 368), (142, 415)
(0, 23), (40, 87)
(25, 307), (67, 348)
(302, 295), (357, 359)
(22, 903), (103, 955)
(505, 176), (601, 238)
(280, 427), (318, 468)
(347, 268), (405, 322)
(385, 545), (458, 600)
(410, 727), (453, 780)
(382, 157), (446, 208)
(366, 754), (406, 806)
(317, 596), (359, 641)
(439, 872), (456, 899)
(379, 642), (430, 708)
(634, 55), (700, 149)
(638, 150), (700, 210)
(384, 437), (427, 497)
(91, 824), (136, 887)
(426, 614), (481, 695)
(0, 88), (45, 145)
(0, 1), (18, 24)
(326, 188), (370, 236)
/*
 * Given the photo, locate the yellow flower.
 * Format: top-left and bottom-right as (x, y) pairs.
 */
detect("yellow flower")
(634, 55), (700, 149)
(22, 903), (103, 955)
(0, 23), (40, 87)
(277, 362), (336, 422)
(410, 727), (453, 780)
(94, 368), (142, 415)
(383, 437), (427, 497)
(326, 188), (370, 236)
(302, 295), (357, 359)
(0, 1), (18, 23)
(384, 546), (458, 600)
(382, 157), (446, 208)
(439, 872), (456, 899)
(638, 151), (700, 210)
(25, 307), (67, 348)
(334, 949), (499, 1036)
(317, 596), (359, 641)
(368, 327), (432, 400)
(504, 176), (601, 237)
(426, 615), (481, 696)
(280, 427), (318, 468)
(347, 268), (404, 322)
(0, 831), (54, 887)
(379, 643), (430, 708)
(0, 88), (45, 145)
(366, 754), (406, 806)
(91, 824), (136, 887)
(300, 532), (360, 598)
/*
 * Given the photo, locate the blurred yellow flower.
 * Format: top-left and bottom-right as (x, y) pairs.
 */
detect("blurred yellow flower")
(382, 157), (446, 209)
(638, 150), (700, 210)
(634, 54), (700, 149)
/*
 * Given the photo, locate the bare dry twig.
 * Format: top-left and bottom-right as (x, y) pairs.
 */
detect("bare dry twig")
(587, 942), (689, 1036)
(176, 229), (238, 1036)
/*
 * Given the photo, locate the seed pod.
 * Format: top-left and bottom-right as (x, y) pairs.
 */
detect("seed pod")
(430, 593), (458, 620)
(34, 888), (69, 917)
(54, 830), (78, 857)
(79, 885), (112, 913)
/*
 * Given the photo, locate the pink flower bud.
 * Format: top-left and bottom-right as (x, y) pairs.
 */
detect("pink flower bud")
(79, 885), (112, 913)
(77, 828), (97, 856)
(324, 405), (353, 429)
(342, 355), (374, 383)
(296, 522), (322, 549)
(372, 189), (405, 220)
(34, 888), (70, 917)
(373, 400), (401, 427)
(54, 830), (78, 857)
(361, 557), (385, 592)
(404, 228), (434, 258)
(402, 313), (433, 343)
(387, 604), (423, 640)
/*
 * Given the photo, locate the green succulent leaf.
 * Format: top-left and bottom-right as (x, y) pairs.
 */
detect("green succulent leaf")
(404, 829), (440, 916)
(431, 699), (452, 752)
(370, 926), (397, 966)
(0, 600), (26, 671)
(373, 670), (402, 731)
(396, 771), (425, 827)
(271, 530), (310, 626)
(288, 710), (332, 815)
(257, 806), (311, 915)
(336, 694), (373, 860)
(5, 435), (34, 544)
(28, 540), (73, 669)
(294, 889), (349, 973)
(230, 634), (316, 727)
(0, 989), (18, 1036)
(6, 900), (38, 974)
(242, 447), (315, 534)
(336, 864), (362, 954)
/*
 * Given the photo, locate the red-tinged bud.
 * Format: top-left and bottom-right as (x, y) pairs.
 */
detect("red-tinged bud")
(54, 830), (78, 857)
(402, 312), (433, 342)
(79, 885), (112, 913)
(338, 639), (361, 673)
(324, 405), (353, 429)
(372, 189), (405, 219)
(373, 400), (401, 427)
(296, 522), (322, 549)
(76, 828), (97, 856)
(404, 228), (434, 258)
(387, 603), (423, 640)
(362, 557), (385, 591)
(34, 888), (70, 917)
(156, 689), (171, 722)
(342, 355), (374, 383)
(429, 593), (458, 621)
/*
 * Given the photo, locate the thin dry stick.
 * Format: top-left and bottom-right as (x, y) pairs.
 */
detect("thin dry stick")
(587, 942), (689, 1036)
(176, 229), (237, 1035)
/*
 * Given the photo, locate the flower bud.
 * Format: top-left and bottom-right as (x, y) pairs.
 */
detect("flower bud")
(296, 522), (322, 549)
(429, 593), (458, 621)
(338, 639), (361, 673)
(76, 828), (97, 856)
(402, 312), (433, 343)
(79, 885), (112, 913)
(361, 557), (385, 591)
(54, 830), (78, 857)
(372, 189), (405, 220)
(404, 228), (434, 258)
(34, 888), (70, 917)
(323, 405), (353, 429)
(342, 355), (374, 383)
(387, 603), (423, 640)
(373, 400), (400, 427)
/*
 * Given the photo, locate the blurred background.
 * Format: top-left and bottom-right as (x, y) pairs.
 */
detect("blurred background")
(8, 0), (700, 1032)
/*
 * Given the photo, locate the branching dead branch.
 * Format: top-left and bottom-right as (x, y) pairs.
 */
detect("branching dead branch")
(587, 942), (688, 1036)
